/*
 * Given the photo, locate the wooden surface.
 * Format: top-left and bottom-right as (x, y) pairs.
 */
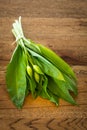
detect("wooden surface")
(0, 0), (87, 129)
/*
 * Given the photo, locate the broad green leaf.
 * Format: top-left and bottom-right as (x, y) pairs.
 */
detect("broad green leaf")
(36, 44), (77, 81)
(27, 49), (65, 81)
(6, 45), (27, 108)
(48, 77), (77, 105)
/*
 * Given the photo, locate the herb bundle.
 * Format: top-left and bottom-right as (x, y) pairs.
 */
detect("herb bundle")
(6, 17), (78, 108)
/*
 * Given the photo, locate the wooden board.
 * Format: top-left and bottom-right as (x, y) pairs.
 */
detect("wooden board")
(0, 0), (87, 129)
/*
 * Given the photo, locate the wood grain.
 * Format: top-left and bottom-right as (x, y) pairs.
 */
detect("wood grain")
(0, 0), (87, 129)
(0, 0), (87, 18)
(0, 118), (87, 130)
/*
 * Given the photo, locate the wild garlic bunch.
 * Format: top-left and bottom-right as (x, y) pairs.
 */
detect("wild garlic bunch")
(6, 17), (78, 108)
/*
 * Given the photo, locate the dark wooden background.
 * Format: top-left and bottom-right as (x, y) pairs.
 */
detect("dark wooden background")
(0, 0), (87, 129)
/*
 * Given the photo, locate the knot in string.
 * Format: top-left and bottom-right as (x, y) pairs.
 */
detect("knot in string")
(11, 35), (24, 45)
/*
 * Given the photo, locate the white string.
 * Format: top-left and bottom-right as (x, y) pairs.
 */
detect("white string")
(11, 35), (24, 45)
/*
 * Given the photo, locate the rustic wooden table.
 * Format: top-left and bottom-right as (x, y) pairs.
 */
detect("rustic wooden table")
(0, 0), (87, 129)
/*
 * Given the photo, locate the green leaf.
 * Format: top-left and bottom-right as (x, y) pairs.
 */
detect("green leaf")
(39, 75), (50, 98)
(37, 44), (76, 80)
(6, 45), (27, 108)
(47, 89), (59, 105)
(48, 77), (77, 105)
(27, 75), (36, 98)
(27, 49), (65, 81)
(63, 74), (78, 95)
(24, 38), (41, 53)
(39, 75), (59, 105)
